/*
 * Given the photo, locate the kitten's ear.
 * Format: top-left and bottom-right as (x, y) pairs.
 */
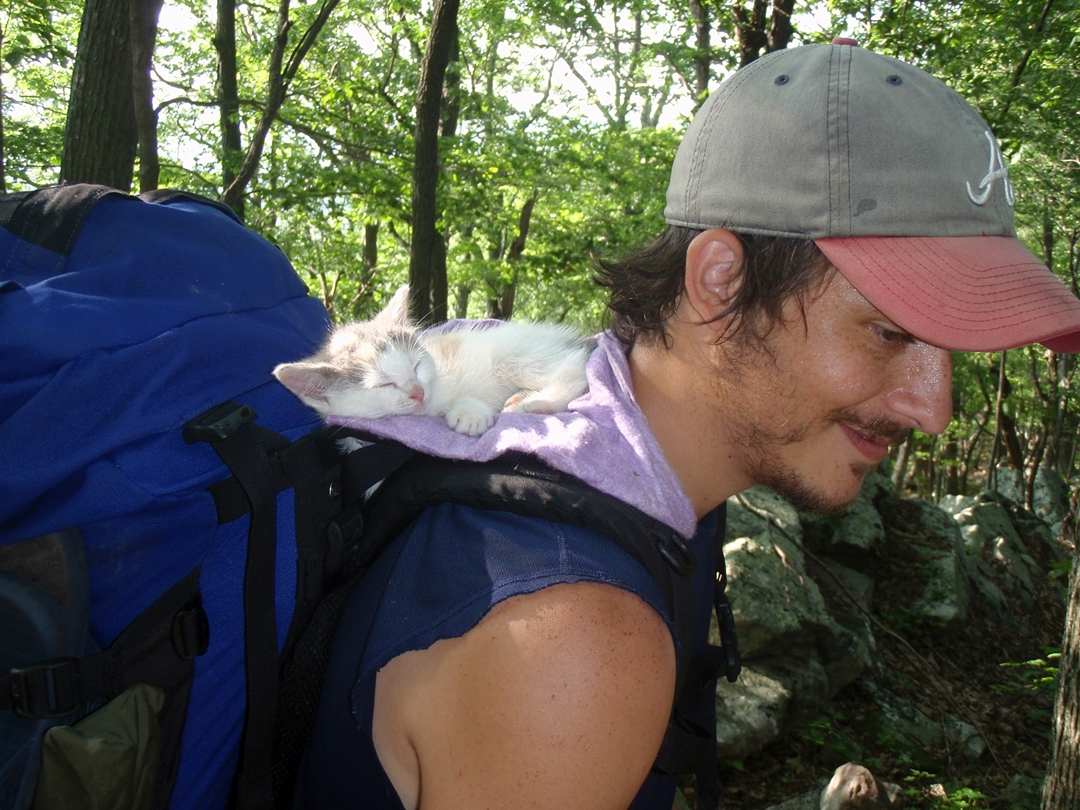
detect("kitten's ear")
(273, 361), (334, 407)
(375, 285), (412, 328)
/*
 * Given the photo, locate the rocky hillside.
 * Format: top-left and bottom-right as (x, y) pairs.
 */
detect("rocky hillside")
(698, 467), (1074, 810)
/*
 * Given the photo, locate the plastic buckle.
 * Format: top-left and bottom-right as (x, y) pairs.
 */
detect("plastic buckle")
(8, 657), (82, 718)
(183, 401), (258, 444)
(656, 533), (697, 577)
(718, 604), (742, 683)
(171, 603), (211, 660)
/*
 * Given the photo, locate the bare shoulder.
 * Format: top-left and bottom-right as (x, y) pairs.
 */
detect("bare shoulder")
(374, 581), (676, 810)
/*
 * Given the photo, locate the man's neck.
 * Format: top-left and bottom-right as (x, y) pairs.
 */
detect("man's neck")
(628, 333), (750, 519)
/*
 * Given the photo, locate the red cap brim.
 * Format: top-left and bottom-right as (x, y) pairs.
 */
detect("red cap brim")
(816, 236), (1080, 353)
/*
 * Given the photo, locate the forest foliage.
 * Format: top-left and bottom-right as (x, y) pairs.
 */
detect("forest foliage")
(2, 0), (1080, 501)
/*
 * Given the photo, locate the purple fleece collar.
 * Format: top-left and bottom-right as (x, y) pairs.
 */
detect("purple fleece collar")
(327, 330), (697, 538)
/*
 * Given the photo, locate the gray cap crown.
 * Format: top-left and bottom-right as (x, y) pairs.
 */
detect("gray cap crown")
(665, 43), (1016, 239)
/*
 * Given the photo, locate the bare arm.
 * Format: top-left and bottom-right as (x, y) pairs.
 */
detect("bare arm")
(374, 581), (676, 810)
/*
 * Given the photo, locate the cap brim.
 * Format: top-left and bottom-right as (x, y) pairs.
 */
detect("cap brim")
(815, 235), (1080, 353)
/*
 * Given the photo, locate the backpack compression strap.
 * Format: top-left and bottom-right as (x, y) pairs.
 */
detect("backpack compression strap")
(185, 407), (417, 810)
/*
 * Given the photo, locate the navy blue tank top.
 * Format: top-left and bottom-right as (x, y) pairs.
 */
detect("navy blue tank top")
(295, 503), (717, 809)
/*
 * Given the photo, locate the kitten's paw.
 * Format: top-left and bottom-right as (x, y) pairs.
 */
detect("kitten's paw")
(502, 392), (527, 411)
(503, 393), (569, 415)
(445, 401), (495, 436)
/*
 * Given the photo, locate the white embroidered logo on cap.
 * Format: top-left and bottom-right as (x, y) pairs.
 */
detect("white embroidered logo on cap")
(966, 131), (1015, 206)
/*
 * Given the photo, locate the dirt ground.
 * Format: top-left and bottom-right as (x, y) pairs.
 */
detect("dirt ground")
(696, 495), (1070, 810)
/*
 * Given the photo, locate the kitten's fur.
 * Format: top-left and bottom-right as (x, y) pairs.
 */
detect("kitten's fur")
(273, 286), (594, 436)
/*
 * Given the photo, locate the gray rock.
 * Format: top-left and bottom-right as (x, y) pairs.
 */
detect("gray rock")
(951, 720), (986, 760)
(715, 663), (792, 759)
(1003, 773), (1043, 810)
(728, 486), (804, 543)
(995, 466), (1070, 539)
(814, 559), (875, 614)
(938, 494), (976, 517)
(724, 532), (832, 658)
(803, 475), (887, 572)
(951, 493), (1038, 600)
(715, 652), (831, 759)
(911, 549), (970, 627)
(819, 617), (875, 696)
(905, 498), (967, 556)
(858, 681), (985, 763)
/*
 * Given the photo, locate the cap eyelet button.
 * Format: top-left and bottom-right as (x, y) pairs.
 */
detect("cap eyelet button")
(774, 74), (790, 86)
(886, 74), (903, 85)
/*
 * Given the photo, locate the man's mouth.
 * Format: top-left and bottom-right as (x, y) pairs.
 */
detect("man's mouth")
(835, 414), (907, 463)
(839, 424), (892, 462)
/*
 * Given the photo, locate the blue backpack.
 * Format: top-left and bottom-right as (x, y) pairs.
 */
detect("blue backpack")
(0, 185), (337, 810)
(0, 185), (738, 810)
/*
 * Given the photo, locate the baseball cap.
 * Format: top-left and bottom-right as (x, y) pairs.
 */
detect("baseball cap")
(665, 40), (1080, 353)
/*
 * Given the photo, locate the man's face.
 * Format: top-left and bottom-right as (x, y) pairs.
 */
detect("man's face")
(712, 269), (953, 514)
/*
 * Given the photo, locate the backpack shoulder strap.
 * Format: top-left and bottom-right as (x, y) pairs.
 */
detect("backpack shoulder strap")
(357, 450), (739, 792)
(361, 450), (700, 671)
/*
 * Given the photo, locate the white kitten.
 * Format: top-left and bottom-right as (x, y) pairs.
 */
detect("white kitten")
(273, 286), (594, 436)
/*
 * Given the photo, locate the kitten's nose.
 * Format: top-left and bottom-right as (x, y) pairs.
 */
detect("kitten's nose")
(407, 385), (425, 404)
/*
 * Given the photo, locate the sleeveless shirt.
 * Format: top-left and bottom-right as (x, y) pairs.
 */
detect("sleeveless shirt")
(295, 503), (718, 809)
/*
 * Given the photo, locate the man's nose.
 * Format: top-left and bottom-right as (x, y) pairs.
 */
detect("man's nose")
(885, 344), (954, 435)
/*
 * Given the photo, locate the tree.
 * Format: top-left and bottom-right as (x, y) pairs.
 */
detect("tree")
(132, 0), (165, 191)
(688, 0), (712, 104)
(1044, 532), (1080, 810)
(408, 0), (460, 325)
(730, 0), (796, 68)
(219, 0), (343, 211)
(60, 0), (138, 189)
(215, 0), (243, 216)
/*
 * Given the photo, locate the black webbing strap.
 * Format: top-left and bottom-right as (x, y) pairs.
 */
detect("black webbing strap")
(184, 402), (288, 810)
(651, 503), (740, 810)
(0, 650), (110, 718)
(281, 433), (416, 658)
(0, 184), (131, 256)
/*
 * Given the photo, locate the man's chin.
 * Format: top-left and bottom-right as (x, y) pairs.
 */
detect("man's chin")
(759, 462), (875, 517)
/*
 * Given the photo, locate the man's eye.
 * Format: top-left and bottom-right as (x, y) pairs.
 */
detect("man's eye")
(874, 325), (911, 344)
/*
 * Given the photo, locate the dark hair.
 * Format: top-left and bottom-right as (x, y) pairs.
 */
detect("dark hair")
(594, 225), (831, 347)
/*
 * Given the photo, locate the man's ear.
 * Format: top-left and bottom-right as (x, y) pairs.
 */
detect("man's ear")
(683, 229), (745, 332)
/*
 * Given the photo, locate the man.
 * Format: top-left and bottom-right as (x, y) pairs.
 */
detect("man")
(296, 40), (1080, 809)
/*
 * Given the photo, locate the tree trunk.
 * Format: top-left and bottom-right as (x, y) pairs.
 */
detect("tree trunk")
(61, 0), (139, 190)
(1000, 409), (1026, 471)
(216, 0), (244, 217)
(408, 0), (460, 325)
(440, 26), (460, 139)
(731, 0), (795, 68)
(1043, 535), (1080, 810)
(220, 0), (341, 210)
(942, 439), (959, 496)
(892, 429), (914, 492)
(485, 194), (536, 320)
(0, 29), (6, 195)
(131, 0), (164, 192)
(767, 0), (794, 52)
(363, 223), (379, 276)
(454, 283), (471, 319)
(988, 351), (1008, 490)
(689, 0), (711, 105)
